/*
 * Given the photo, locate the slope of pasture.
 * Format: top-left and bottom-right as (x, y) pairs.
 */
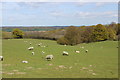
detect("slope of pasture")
(2, 39), (118, 78)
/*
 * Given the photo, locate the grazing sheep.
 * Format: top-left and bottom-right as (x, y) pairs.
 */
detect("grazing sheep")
(38, 44), (41, 46)
(64, 44), (67, 46)
(32, 52), (35, 55)
(45, 55), (54, 61)
(81, 47), (84, 49)
(75, 50), (80, 53)
(22, 61), (28, 63)
(85, 50), (88, 53)
(24, 41), (27, 42)
(41, 46), (46, 47)
(43, 46), (46, 47)
(63, 51), (69, 56)
(40, 43), (42, 45)
(41, 51), (45, 55)
(0, 56), (3, 61)
(28, 47), (34, 50)
(92, 73), (97, 75)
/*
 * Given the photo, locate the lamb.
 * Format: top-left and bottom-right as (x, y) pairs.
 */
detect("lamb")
(0, 56), (3, 61)
(28, 47), (34, 50)
(22, 61), (28, 63)
(85, 50), (88, 53)
(62, 51), (69, 56)
(75, 50), (80, 53)
(45, 55), (54, 61)
(32, 52), (35, 55)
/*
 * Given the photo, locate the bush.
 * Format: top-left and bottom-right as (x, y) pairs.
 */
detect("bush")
(12, 28), (24, 39)
(57, 37), (69, 45)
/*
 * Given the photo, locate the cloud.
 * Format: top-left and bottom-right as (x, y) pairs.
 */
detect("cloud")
(50, 10), (118, 19)
(76, 2), (86, 6)
(2, 2), (21, 11)
(50, 11), (65, 17)
(95, 2), (106, 7)
(1, 0), (119, 2)
(4, 13), (37, 23)
(18, 2), (47, 8)
(17, 2), (61, 8)
(75, 11), (117, 18)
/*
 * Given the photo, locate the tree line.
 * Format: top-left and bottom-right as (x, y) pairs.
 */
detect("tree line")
(57, 23), (119, 45)
(2, 22), (120, 45)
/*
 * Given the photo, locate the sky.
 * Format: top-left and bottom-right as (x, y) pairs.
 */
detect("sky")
(1, 2), (118, 26)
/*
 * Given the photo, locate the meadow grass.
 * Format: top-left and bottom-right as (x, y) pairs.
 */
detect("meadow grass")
(2, 39), (118, 78)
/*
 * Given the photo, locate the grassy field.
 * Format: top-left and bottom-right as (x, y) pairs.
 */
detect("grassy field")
(2, 39), (118, 78)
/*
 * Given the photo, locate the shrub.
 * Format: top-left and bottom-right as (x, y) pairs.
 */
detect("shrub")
(57, 37), (69, 45)
(12, 28), (24, 39)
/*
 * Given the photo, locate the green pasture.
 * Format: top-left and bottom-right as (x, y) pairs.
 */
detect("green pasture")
(2, 39), (118, 78)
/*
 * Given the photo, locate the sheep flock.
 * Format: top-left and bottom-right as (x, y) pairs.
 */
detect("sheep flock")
(1, 41), (89, 63)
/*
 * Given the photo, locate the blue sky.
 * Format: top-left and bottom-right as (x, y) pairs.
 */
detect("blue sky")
(1, 2), (118, 26)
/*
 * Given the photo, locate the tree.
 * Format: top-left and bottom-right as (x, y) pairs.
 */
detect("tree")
(117, 23), (120, 35)
(109, 22), (118, 35)
(12, 28), (24, 38)
(91, 24), (109, 42)
(64, 26), (82, 45)
(81, 26), (94, 43)
(107, 28), (117, 40)
(57, 26), (82, 45)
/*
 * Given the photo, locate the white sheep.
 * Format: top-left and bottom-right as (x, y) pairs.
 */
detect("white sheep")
(45, 55), (54, 61)
(32, 52), (35, 55)
(43, 46), (46, 47)
(81, 47), (84, 49)
(40, 43), (42, 45)
(0, 56), (3, 61)
(41, 46), (46, 47)
(85, 50), (88, 53)
(38, 44), (41, 46)
(64, 44), (67, 46)
(75, 50), (80, 53)
(24, 41), (27, 42)
(22, 61), (28, 63)
(62, 51), (69, 56)
(41, 51), (45, 55)
(30, 43), (32, 45)
(28, 47), (34, 50)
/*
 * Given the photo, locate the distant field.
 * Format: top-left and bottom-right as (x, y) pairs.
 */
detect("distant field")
(2, 39), (118, 78)
(2, 27), (60, 32)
